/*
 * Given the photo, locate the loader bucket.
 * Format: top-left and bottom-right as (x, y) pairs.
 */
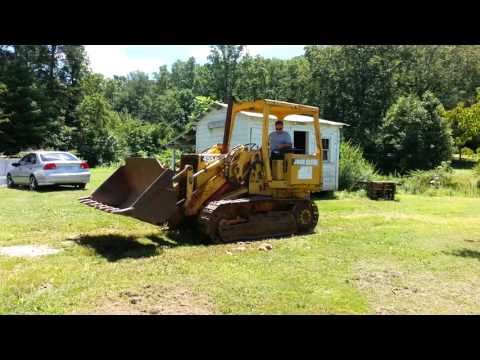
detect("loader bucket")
(79, 158), (177, 226)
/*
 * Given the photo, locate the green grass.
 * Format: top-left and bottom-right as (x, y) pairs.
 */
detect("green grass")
(1, 167), (480, 314)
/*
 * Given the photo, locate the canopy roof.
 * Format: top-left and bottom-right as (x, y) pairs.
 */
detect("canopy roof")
(216, 102), (348, 127)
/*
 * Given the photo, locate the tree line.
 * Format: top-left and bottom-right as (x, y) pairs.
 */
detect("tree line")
(1, 45), (480, 172)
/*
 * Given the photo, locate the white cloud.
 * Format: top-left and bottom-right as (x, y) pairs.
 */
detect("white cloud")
(187, 45), (296, 62)
(187, 45), (211, 63)
(85, 45), (165, 78)
(245, 45), (294, 56)
(245, 45), (270, 55)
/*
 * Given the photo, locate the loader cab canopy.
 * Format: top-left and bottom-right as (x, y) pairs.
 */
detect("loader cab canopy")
(232, 99), (320, 119)
(225, 99), (323, 183)
(227, 99), (322, 154)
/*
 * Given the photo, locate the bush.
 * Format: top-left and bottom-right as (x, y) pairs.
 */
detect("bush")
(154, 148), (178, 169)
(338, 141), (377, 191)
(75, 126), (125, 167)
(112, 112), (175, 159)
(474, 162), (480, 177)
(378, 92), (453, 174)
(401, 161), (453, 194)
(401, 161), (480, 197)
(461, 147), (475, 159)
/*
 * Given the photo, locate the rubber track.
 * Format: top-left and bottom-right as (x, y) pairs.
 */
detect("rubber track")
(198, 198), (316, 243)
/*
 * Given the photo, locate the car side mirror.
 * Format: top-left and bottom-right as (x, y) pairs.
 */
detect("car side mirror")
(11, 162), (20, 167)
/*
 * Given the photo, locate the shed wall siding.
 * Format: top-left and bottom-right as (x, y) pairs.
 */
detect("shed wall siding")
(196, 110), (250, 152)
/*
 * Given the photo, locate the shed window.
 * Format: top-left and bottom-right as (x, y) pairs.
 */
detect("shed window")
(322, 139), (330, 161)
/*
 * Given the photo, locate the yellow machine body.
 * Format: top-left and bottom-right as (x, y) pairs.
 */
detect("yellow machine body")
(80, 99), (324, 242)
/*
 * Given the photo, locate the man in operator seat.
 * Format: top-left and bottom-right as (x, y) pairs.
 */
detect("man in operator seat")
(269, 120), (292, 160)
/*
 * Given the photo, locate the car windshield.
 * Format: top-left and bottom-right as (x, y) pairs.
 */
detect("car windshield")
(40, 153), (78, 162)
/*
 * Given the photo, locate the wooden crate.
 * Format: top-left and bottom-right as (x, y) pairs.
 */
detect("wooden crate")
(366, 181), (396, 200)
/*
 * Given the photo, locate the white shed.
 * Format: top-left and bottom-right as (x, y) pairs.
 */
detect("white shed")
(195, 102), (348, 192)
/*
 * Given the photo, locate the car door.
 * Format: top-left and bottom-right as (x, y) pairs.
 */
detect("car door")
(25, 154), (38, 179)
(11, 155), (29, 183)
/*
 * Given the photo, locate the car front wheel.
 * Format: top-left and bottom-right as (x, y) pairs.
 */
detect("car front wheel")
(78, 183), (86, 190)
(6, 174), (15, 188)
(29, 175), (39, 191)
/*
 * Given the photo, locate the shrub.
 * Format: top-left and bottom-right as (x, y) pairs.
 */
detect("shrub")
(75, 126), (125, 167)
(401, 161), (480, 197)
(154, 149), (178, 169)
(474, 162), (480, 177)
(401, 161), (453, 194)
(378, 92), (453, 174)
(461, 147), (475, 158)
(338, 141), (377, 191)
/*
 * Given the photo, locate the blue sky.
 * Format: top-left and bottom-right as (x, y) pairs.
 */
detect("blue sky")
(85, 45), (306, 78)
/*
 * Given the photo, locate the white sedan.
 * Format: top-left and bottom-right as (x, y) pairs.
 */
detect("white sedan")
(6, 151), (91, 190)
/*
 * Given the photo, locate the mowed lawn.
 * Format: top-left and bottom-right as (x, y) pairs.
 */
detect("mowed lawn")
(1, 167), (480, 314)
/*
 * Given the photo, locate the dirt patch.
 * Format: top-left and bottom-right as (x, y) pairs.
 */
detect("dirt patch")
(351, 261), (480, 314)
(84, 284), (217, 315)
(0, 245), (61, 257)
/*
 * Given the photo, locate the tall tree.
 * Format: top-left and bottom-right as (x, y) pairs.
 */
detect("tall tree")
(444, 92), (480, 159)
(0, 46), (48, 154)
(0, 81), (10, 138)
(206, 45), (245, 101)
(305, 45), (400, 157)
(61, 45), (89, 129)
(235, 54), (269, 101)
(305, 45), (480, 163)
(282, 57), (310, 103)
(171, 57), (196, 90)
(119, 71), (154, 118)
(153, 65), (171, 94)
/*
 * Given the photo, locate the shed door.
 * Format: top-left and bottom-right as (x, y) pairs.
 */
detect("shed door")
(293, 131), (308, 154)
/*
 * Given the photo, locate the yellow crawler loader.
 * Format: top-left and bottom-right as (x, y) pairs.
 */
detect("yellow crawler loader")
(79, 98), (323, 243)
